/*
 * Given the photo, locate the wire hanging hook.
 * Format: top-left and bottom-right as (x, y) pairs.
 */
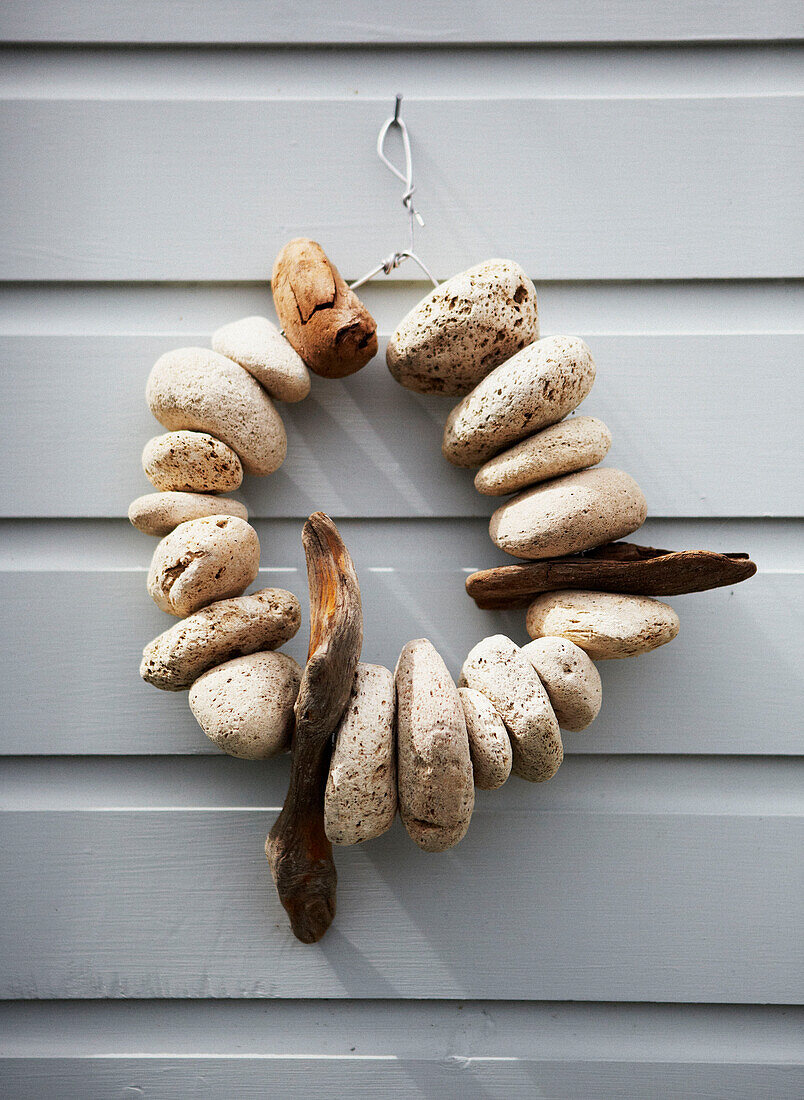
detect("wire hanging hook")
(350, 95), (438, 292)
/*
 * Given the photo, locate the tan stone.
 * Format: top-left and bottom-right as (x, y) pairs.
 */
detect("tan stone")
(459, 634), (562, 783)
(147, 514), (260, 617)
(325, 663), (397, 845)
(521, 637), (602, 731)
(146, 347), (286, 475)
(395, 639), (474, 852)
(128, 492), (248, 536)
(212, 315), (311, 402)
(526, 590), (680, 659)
(489, 467), (647, 560)
(474, 416), (611, 496)
(142, 431), (243, 493)
(387, 259), (539, 396)
(458, 687), (512, 790)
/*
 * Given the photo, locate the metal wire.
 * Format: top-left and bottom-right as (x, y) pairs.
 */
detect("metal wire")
(350, 95), (438, 291)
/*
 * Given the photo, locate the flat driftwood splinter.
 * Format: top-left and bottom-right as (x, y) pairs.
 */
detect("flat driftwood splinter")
(466, 542), (757, 610)
(265, 512), (363, 943)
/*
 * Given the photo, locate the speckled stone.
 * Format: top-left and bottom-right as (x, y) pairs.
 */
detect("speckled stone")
(521, 637), (602, 731)
(474, 416), (611, 496)
(212, 315), (311, 403)
(387, 259), (539, 396)
(147, 514), (260, 617)
(146, 347), (287, 475)
(142, 431), (243, 493)
(128, 492), (248, 536)
(395, 639), (474, 852)
(140, 588), (301, 691)
(489, 467), (647, 560)
(458, 687), (512, 790)
(325, 663), (397, 845)
(189, 651), (301, 759)
(526, 590), (680, 660)
(442, 335), (596, 467)
(459, 634), (562, 783)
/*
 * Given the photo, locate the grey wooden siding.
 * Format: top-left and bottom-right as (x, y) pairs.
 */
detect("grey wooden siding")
(1, 6), (802, 1097)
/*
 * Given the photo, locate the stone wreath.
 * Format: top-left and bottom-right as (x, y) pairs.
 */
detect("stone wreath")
(132, 239), (756, 943)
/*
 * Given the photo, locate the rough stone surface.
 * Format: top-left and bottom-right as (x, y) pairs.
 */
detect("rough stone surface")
(489, 467), (647, 560)
(458, 687), (512, 790)
(459, 634), (563, 783)
(442, 335), (596, 467)
(142, 430), (243, 493)
(128, 492), (248, 536)
(146, 347), (287, 475)
(212, 315), (311, 402)
(189, 651), (301, 759)
(387, 259), (539, 396)
(140, 588), (301, 691)
(395, 639), (474, 852)
(147, 514), (260, 617)
(526, 590), (681, 660)
(325, 663), (397, 846)
(521, 637), (602, 731)
(474, 415), (611, 496)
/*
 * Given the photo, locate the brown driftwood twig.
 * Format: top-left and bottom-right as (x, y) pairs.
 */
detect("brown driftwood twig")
(465, 542), (757, 610)
(265, 512), (363, 942)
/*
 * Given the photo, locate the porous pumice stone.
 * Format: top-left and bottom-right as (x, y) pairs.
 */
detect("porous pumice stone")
(386, 259), (539, 396)
(526, 590), (680, 660)
(211, 316), (311, 403)
(325, 663), (397, 846)
(489, 467), (647, 560)
(442, 335), (596, 467)
(520, 637), (602, 732)
(459, 634), (562, 783)
(142, 431), (243, 493)
(458, 687), (512, 790)
(146, 347), (287, 476)
(147, 514), (260, 617)
(395, 639), (474, 853)
(128, 492), (248, 536)
(189, 651), (302, 759)
(141, 588), (301, 691)
(474, 415), (611, 496)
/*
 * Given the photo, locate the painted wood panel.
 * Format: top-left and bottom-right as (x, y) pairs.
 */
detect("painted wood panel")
(0, 568), (796, 756)
(2, 1), (802, 43)
(1, 795), (801, 1000)
(1, 97), (801, 280)
(2, 333), (801, 518)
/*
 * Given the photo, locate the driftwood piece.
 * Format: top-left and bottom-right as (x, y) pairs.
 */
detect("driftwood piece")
(272, 238), (378, 379)
(465, 542), (757, 610)
(265, 512), (363, 943)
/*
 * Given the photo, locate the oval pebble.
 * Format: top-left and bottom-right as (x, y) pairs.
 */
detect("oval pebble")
(459, 634), (562, 783)
(442, 335), (596, 467)
(489, 467), (647, 560)
(189, 651), (301, 759)
(526, 590), (680, 660)
(146, 347), (286, 476)
(521, 637), (602, 731)
(142, 431), (243, 493)
(325, 663), (397, 846)
(395, 639), (474, 853)
(128, 492), (248, 536)
(212, 315), (311, 403)
(140, 588), (301, 691)
(474, 416), (611, 496)
(387, 259), (539, 396)
(458, 687), (512, 790)
(147, 514), (260, 617)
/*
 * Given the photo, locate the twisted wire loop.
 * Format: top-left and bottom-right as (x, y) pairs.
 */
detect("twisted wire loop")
(350, 95), (439, 292)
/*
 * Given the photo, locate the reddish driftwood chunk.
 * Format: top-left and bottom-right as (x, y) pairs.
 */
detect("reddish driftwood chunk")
(465, 543), (756, 610)
(265, 512), (363, 943)
(272, 238), (378, 378)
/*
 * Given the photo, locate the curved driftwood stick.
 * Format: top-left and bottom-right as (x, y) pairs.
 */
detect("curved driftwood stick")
(265, 512), (363, 943)
(466, 542), (757, 610)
